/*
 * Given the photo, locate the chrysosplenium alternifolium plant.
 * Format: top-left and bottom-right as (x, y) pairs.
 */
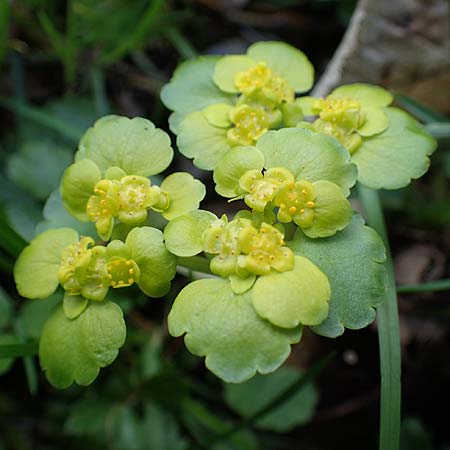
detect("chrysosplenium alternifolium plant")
(14, 42), (436, 388)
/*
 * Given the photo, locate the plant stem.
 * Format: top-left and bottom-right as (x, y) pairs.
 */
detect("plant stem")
(397, 278), (450, 293)
(358, 184), (401, 450)
(177, 256), (212, 275)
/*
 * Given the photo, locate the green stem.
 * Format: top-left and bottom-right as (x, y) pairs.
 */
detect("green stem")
(397, 278), (450, 293)
(358, 184), (401, 450)
(90, 66), (110, 117)
(164, 27), (198, 60)
(177, 256), (212, 274)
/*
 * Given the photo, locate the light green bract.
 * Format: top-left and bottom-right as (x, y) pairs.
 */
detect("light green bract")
(161, 41), (314, 170)
(14, 225), (176, 387)
(213, 128), (355, 238)
(298, 84), (437, 189)
(61, 115), (205, 240)
(290, 215), (387, 337)
(40, 301), (126, 388)
(168, 278), (302, 383)
(14, 227), (177, 308)
(165, 210), (331, 370)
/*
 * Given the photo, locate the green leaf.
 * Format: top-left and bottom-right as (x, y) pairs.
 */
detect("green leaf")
(36, 189), (97, 236)
(258, 128), (357, 196)
(0, 175), (42, 242)
(14, 228), (79, 299)
(159, 172), (206, 220)
(0, 334), (20, 375)
(303, 180), (353, 238)
(108, 406), (144, 450)
(125, 227), (177, 297)
(19, 293), (61, 339)
(213, 146), (265, 198)
(63, 293), (88, 319)
(358, 106), (389, 137)
(7, 139), (72, 201)
(213, 55), (256, 93)
(0, 286), (13, 329)
(177, 111), (231, 170)
(224, 365), (318, 432)
(60, 159), (101, 221)
(164, 210), (217, 257)
(329, 83), (393, 107)
(76, 115), (173, 177)
(290, 214), (387, 337)
(161, 56), (234, 132)
(142, 403), (189, 450)
(39, 301), (126, 388)
(252, 256), (330, 328)
(353, 107), (437, 189)
(168, 278), (302, 382)
(65, 397), (112, 436)
(203, 103), (232, 128)
(247, 41), (314, 93)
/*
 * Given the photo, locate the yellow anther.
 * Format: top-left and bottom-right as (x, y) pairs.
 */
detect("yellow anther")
(306, 201), (315, 208)
(111, 280), (117, 286)
(288, 206), (297, 214)
(128, 268), (134, 274)
(300, 208), (305, 214)
(118, 280), (124, 285)
(128, 278), (134, 284)
(301, 189), (308, 195)
(280, 203), (286, 209)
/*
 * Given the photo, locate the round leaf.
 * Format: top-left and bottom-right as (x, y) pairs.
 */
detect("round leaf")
(60, 159), (101, 221)
(247, 41), (314, 93)
(290, 214), (387, 337)
(160, 56), (234, 132)
(164, 210), (217, 257)
(252, 256), (330, 328)
(203, 103), (232, 128)
(357, 106), (389, 137)
(177, 111), (231, 170)
(14, 228), (79, 299)
(329, 83), (393, 107)
(353, 107), (437, 189)
(76, 116), (173, 177)
(125, 227), (177, 297)
(168, 278), (302, 383)
(63, 293), (88, 320)
(303, 180), (353, 238)
(213, 146), (265, 197)
(213, 55), (256, 93)
(39, 301), (126, 388)
(258, 128), (357, 196)
(160, 172), (206, 221)
(224, 365), (318, 432)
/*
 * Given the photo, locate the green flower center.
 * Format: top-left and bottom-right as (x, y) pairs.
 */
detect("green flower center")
(202, 217), (294, 278)
(87, 180), (120, 222)
(107, 257), (140, 288)
(311, 97), (365, 153)
(238, 222), (294, 276)
(239, 167), (294, 212)
(86, 175), (167, 237)
(227, 105), (270, 146)
(274, 179), (317, 227)
(117, 175), (161, 224)
(234, 62), (294, 104)
(58, 237), (109, 301)
(235, 63), (273, 96)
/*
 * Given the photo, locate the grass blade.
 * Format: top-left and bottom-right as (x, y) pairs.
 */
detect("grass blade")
(358, 184), (401, 450)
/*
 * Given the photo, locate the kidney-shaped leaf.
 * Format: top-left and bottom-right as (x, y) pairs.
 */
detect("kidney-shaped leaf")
(290, 214), (387, 337)
(168, 278), (302, 383)
(39, 300), (126, 388)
